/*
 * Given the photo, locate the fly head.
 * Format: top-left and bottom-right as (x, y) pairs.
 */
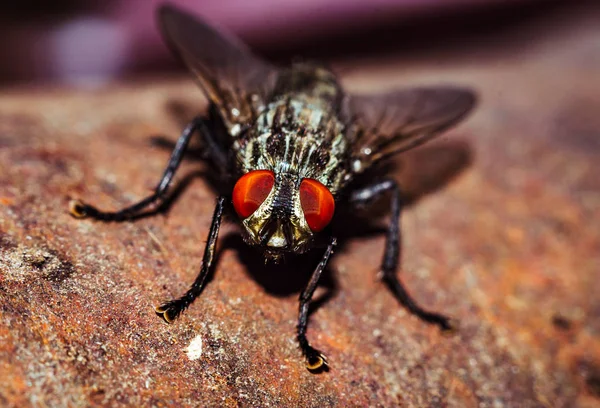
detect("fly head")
(232, 169), (335, 257)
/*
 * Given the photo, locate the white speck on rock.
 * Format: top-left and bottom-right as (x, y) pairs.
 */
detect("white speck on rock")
(185, 335), (203, 360)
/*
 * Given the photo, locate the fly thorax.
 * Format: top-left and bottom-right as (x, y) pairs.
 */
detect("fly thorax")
(238, 97), (350, 195)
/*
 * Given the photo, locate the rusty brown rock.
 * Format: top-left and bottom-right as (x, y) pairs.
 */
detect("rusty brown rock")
(2, 8), (600, 408)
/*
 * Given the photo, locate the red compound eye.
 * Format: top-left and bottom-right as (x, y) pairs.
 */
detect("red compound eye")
(299, 178), (335, 232)
(232, 170), (275, 219)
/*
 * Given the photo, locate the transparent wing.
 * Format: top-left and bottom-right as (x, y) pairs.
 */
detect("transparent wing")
(346, 87), (476, 172)
(158, 5), (278, 136)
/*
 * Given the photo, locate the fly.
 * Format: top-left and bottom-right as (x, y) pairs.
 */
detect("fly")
(69, 4), (476, 372)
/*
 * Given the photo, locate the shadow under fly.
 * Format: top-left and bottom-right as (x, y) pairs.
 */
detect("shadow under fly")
(69, 4), (477, 372)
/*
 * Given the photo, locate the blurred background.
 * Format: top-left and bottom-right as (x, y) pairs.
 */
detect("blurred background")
(0, 0), (597, 87)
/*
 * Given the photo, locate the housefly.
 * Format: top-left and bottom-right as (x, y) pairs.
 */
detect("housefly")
(69, 4), (476, 372)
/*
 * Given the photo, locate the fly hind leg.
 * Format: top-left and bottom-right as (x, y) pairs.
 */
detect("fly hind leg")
(349, 179), (456, 331)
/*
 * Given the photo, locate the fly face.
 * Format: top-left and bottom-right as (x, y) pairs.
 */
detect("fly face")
(70, 4), (477, 373)
(229, 92), (345, 259)
(232, 169), (335, 259)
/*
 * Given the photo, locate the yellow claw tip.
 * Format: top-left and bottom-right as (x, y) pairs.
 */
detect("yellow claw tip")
(155, 306), (174, 323)
(69, 199), (87, 219)
(306, 353), (328, 371)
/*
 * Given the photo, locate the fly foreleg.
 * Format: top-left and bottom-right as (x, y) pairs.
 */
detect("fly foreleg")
(155, 196), (226, 322)
(297, 237), (337, 372)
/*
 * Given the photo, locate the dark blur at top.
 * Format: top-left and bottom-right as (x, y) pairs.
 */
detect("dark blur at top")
(0, 0), (588, 87)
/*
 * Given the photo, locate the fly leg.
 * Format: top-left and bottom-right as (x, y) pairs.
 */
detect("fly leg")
(156, 196), (226, 322)
(297, 237), (337, 372)
(69, 117), (227, 221)
(350, 179), (455, 331)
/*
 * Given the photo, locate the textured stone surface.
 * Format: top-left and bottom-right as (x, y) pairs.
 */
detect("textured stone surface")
(1, 8), (600, 408)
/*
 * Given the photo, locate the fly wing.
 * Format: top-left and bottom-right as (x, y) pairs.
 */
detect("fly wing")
(346, 87), (476, 173)
(158, 5), (278, 136)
